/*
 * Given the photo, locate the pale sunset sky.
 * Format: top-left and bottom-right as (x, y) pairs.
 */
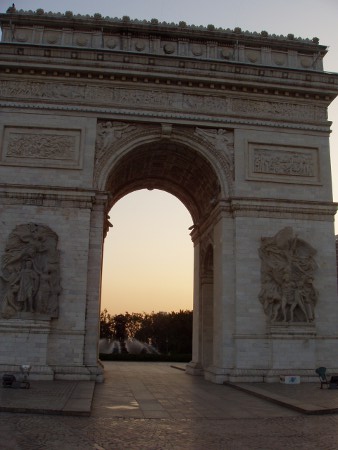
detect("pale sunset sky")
(3, 0), (338, 314)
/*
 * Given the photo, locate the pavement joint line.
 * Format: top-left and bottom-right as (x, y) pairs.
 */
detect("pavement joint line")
(224, 382), (338, 415)
(170, 365), (186, 372)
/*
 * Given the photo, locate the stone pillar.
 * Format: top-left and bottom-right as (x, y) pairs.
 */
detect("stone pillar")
(83, 193), (108, 381)
(186, 241), (203, 375)
(201, 275), (214, 369)
(205, 212), (235, 384)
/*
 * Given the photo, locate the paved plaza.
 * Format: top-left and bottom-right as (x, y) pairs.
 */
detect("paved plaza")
(1, 362), (338, 449)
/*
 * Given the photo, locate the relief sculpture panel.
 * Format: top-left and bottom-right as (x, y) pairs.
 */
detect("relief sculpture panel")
(0, 223), (61, 319)
(259, 227), (318, 323)
(247, 143), (320, 184)
(0, 79), (326, 124)
(2, 127), (82, 169)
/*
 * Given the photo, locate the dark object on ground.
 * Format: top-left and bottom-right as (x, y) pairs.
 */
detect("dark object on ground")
(315, 367), (338, 389)
(2, 374), (30, 389)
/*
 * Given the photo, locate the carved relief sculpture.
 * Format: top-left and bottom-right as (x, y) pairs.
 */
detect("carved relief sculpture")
(258, 227), (318, 323)
(253, 149), (314, 177)
(95, 120), (137, 181)
(7, 133), (76, 160)
(195, 127), (234, 194)
(2, 127), (81, 169)
(96, 121), (135, 152)
(0, 223), (61, 319)
(200, 234), (214, 279)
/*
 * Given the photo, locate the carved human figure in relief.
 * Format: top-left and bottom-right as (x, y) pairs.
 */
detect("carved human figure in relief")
(16, 260), (39, 312)
(258, 227), (318, 323)
(96, 121), (135, 152)
(195, 128), (230, 151)
(0, 223), (61, 319)
(195, 127), (234, 187)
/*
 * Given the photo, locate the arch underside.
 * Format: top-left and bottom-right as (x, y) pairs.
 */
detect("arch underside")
(106, 141), (221, 224)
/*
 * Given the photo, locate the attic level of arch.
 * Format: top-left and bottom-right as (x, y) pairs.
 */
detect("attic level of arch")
(0, 49), (336, 104)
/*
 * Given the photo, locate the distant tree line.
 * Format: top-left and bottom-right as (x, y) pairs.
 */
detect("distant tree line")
(100, 309), (193, 355)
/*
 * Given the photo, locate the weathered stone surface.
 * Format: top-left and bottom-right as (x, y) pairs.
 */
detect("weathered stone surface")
(0, 10), (338, 382)
(0, 223), (61, 319)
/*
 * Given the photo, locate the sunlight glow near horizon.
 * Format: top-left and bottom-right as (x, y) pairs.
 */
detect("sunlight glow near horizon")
(100, 190), (194, 315)
(5, 0), (338, 314)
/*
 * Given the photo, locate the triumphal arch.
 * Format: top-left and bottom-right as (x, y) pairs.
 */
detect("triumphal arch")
(1, 7), (338, 383)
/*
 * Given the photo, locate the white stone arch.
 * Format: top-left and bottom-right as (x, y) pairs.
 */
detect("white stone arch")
(94, 122), (232, 212)
(94, 121), (232, 377)
(1, 9), (338, 385)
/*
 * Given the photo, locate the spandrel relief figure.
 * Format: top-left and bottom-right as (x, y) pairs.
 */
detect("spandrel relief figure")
(96, 121), (136, 152)
(195, 127), (234, 194)
(258, 227), (318, 323)
(0, 223), (61, 319)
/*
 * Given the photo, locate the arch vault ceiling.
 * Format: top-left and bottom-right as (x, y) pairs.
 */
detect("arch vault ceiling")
(106, 141), (221, 224)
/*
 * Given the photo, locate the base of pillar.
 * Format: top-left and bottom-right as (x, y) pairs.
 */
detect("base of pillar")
(52, 363), (103, 381)
(203, 368), (327, 384)
(186, 361), (203, 376)
(203, 365), (229, 384)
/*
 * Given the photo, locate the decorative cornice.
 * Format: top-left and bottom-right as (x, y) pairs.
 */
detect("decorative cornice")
(0, 10), (330, 75)
(230, 197), (337, 219)
(0, 44), (336, 94)
(0, 185), (108, 208)
(0, 101), (331, 134)
(191, 197), (337, 242)
(1, 9), (322, 47)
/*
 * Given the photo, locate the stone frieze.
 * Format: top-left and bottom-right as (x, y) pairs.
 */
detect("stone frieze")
(0, 79), (327, 123)
(247, 143), (320, 184)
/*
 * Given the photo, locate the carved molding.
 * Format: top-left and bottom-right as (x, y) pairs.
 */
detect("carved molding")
(0, 187), (101, 209)
(259, 227), (318, 324)
(0, 223), (61, 319)
(229, 197), (337, 221)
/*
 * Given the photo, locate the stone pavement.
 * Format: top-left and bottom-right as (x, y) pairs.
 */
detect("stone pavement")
(227, 380), (338, 415)
(1, 362), (338, 449)
(0, 379), (94, 416)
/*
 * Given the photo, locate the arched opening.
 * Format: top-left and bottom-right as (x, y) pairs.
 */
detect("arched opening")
(101, 189), (193, 315)
(105, 140), (222, 224)
(100, 138), (222, 369)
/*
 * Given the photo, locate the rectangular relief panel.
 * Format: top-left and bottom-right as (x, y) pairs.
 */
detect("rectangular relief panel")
(247, 142), (320, 185)
(1, 126), (82, 169)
